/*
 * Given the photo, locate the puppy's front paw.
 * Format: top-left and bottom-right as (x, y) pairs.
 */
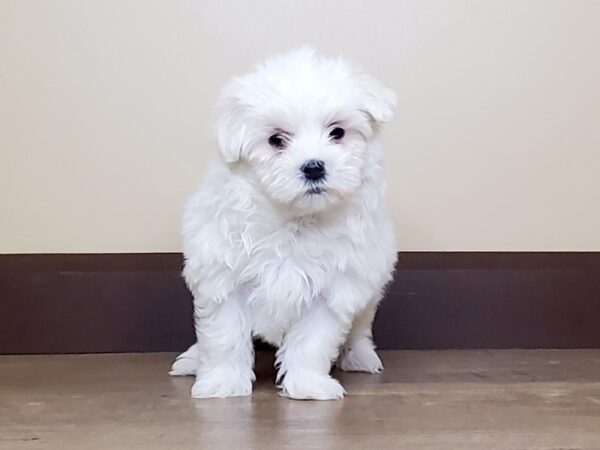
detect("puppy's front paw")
(280, 372), (345, 401)
(338, 342), (383, 373)
(191, 376), (252, 399)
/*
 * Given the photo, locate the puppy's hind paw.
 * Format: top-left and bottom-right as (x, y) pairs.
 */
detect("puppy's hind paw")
(169, 344), (198, 376)
(169, 356), (197, 376)
(338, 343), (383, 374)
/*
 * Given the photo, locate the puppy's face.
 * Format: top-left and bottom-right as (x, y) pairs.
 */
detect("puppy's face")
(214, 48), (395, 214)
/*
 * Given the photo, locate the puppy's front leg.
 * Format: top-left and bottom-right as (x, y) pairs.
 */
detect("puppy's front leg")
(191, 294), (255, 398)
(337, 297), (384, 373)
(276, 302), (349, 400)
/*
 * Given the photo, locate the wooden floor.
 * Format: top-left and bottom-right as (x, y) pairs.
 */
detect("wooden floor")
(2, 351), (600, 449)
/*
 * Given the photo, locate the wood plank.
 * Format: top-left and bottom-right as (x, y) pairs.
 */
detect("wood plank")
(1, 350), (600, 449)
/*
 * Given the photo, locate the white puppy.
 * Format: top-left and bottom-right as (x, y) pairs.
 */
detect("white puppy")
(170, 47), (397, 400)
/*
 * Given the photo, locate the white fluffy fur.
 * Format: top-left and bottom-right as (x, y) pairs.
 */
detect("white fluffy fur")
(170, 47), (397, 400)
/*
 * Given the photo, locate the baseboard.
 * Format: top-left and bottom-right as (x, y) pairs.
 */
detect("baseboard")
(1, 252), (599, 354)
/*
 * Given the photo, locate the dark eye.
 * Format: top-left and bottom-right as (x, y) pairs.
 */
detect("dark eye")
(268, 134), (286, 149)
(329, 127), (345, 141)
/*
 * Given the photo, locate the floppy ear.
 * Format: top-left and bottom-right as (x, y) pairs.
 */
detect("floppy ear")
(359, 75), (397, 124)
(213, 81), (248, 164)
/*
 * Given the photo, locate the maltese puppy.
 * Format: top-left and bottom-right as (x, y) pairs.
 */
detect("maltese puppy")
(170, 47), (397, 400)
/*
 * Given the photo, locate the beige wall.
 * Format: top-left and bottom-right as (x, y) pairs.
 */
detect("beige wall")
(1, 0), (599, 253)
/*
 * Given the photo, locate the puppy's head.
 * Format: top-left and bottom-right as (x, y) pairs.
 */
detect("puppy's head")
(214, 47), (395, 214)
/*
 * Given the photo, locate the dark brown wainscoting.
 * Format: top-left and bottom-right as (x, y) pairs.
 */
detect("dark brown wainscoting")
(1, 252), (599, 354)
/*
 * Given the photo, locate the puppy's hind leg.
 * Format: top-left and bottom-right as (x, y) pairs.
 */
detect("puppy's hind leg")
(190, 294), (255, 398)
(337, 297), (383, 374)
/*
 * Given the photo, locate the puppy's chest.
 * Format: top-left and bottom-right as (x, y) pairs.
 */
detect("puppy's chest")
(238, 222), (354, 306)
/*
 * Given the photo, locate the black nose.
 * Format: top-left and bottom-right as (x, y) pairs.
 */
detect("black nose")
(301, 159), (326, 181)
